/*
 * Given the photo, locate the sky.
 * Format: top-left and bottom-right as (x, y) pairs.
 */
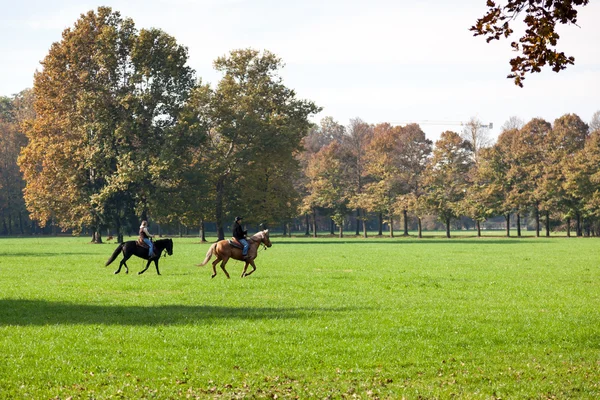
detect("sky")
(1, 0), (599, 142)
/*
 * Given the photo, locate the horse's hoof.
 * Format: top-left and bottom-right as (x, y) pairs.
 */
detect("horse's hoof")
(211, 274), (216, 278)
(114, 271), (119, 274)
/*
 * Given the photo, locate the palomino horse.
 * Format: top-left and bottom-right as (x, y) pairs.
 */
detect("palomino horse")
(198, 230), (272, 278)
(105, 238), (173, 275)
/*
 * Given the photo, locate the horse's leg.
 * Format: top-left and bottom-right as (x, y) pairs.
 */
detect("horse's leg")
(241, 261), (249, 278)
(115, 254), (131, 274)
(211, 257), (221, 278)
(114, 260), (122, 274)
(244, 260), (257, 277)
(220, 257), (231, 279)
(139, 259), (151, 275)
(154, 259), (161, 275)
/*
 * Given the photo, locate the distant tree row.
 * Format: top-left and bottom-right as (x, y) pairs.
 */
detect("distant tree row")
(300, 112), (600, 239)
(2, 6), (600, 241)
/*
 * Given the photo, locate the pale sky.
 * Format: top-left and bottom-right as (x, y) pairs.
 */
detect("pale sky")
(1, 0), (599, 142)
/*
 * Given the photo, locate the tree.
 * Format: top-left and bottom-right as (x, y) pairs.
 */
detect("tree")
(148, 87), (213, 241)
(361, 123), (403, 237)
(18, 7), (196, 242)
(421, 131), (473, 238)
(394, 123), (432, 236)
(302, 116), (345, 155)
(505, 118), (552, 236)
(573, 130), (600, 225)
(543, 114), (589, 236)
(589, 110), (600, 133)
(341, 118), (373, 238)
(501, 116), (525, 132)
(471, 0), (590, 86)
(471, 139), (514, 236)
(461, 117), (493, 164)
(303, 142), (350, 238)
(0, 91), (33, 235)
(297, 117), (344, 236)
(192, 49), (320, 240)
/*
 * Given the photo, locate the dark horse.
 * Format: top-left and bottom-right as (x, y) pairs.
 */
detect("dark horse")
(105, 238), (173, 275)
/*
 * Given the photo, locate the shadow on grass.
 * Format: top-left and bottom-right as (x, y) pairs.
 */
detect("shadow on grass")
(0, 299), (355, 326)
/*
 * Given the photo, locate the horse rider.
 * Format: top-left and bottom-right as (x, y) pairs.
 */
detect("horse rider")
(139, 220), (155, 258)
(232, 216), (249, 259)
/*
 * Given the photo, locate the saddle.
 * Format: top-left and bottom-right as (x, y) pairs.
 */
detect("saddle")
(137, 236), (150, 249)
(228, 237), (243, 249)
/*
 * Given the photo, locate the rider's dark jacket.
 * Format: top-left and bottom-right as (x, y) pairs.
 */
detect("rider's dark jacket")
(232, 223), (247, 240)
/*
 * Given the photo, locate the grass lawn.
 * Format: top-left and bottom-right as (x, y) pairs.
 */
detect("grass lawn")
(0, 234), (599, 398)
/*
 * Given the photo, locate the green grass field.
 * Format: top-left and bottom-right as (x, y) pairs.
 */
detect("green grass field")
(1, 234), (599, 399)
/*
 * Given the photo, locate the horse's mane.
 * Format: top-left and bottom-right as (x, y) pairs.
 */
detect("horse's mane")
(249, 230), (267, 242)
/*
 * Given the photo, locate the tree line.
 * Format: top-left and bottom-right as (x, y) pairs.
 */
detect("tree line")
(1, 7), (599, 241)
(300, 112), (600, 239)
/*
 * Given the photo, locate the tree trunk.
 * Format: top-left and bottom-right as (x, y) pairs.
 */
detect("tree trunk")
(362, 210), (367, 238)
(417, 217), (422, 238)
(355, 209), (360, 236)
(545, 211), (550, 237)
(91, 231), (102, 244)
(389, 214), (394, 238)
(312, 209), (317, 238)
(476, 220), (481, 237)
(445, 217), (451, 238)
(566, 217), (571, 237)
(330, 219), (335, 235)
(305, 214), (310, 236)
(576, 212), (582, 237)
(116, 218), (123, 243)
(535, 206), (540, 237)
(378, 213), (383, 236)
(338, 224), (344, 238)
(584, 218), (591, 237)
(403, 209), (409, 236)
(505, 213), (510, 237)
(215, 176), (225, 241)
(516, 213), (521, 237)
(200, 219), (207, 242)
(19, 211), (24, 235)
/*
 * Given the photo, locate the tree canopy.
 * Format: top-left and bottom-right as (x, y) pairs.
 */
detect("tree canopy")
(189, 49), (320, 239)
(18, 7), (197, 241)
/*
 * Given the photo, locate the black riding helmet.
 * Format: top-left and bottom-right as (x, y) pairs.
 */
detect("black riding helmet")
(235, 216), (243, 222)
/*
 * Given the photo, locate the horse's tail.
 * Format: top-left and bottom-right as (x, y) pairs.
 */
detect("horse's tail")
(105, 243), (124, 266)
(198, 243), (217, 266)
